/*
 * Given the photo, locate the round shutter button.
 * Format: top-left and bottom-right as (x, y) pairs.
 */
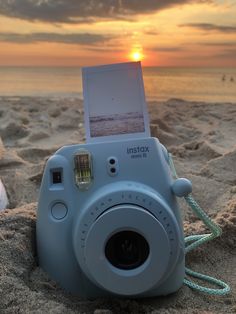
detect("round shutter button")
(51, 202), (68, 220)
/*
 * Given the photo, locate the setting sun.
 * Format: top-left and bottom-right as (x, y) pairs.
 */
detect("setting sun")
(131, 51), (143, 62)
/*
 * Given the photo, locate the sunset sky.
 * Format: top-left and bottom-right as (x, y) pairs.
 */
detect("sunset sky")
(0, 0), (236, 67)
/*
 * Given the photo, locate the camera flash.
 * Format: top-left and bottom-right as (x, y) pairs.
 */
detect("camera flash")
(74, 150), (93, 190)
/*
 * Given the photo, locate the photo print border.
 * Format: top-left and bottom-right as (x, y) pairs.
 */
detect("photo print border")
(82, 61), (150, 143)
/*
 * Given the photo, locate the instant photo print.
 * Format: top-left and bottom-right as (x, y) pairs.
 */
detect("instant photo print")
(82, 62), (150, 142)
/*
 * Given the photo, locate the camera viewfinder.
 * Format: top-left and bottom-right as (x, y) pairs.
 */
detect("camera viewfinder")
(51, 168), (63, 185)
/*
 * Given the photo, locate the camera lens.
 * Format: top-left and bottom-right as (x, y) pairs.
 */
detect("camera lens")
(105, 231), (149, 270)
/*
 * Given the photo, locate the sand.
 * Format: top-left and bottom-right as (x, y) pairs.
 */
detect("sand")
(0, 96), (235, 313)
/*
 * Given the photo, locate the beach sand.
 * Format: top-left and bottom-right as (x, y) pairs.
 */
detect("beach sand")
(0, 96), (235, 313)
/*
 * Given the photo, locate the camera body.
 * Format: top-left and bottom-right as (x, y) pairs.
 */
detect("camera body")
(37, 137), (188, 297)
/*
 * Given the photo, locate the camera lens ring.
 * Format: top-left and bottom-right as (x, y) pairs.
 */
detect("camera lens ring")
(73, 182), (183, 296)
(80, 204), (171, 296)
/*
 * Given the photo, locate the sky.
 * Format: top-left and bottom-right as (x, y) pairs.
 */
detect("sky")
(0, 0), (236, 67)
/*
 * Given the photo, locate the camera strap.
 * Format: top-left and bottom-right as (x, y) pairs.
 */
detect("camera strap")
(168, 153), (230, 296)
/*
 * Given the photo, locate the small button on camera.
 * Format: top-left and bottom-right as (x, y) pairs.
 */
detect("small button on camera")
(51, 202), (68, 220)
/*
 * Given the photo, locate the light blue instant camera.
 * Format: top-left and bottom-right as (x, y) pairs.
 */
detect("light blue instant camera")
(37, 62), (192, 298)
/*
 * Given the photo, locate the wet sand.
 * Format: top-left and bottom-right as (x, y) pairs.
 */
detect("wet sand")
(0, 97), (236, 313)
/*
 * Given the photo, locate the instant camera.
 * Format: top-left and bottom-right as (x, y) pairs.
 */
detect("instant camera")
(37, 62), (192, 297)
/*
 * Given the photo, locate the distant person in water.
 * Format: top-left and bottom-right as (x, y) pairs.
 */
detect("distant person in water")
(222, 75), (234, 82)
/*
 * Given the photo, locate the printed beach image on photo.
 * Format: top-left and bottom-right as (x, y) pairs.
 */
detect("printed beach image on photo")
(90, 112), (145, 137)
(82, 62), (150, 141)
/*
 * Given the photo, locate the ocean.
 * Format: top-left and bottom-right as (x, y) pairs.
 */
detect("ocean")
(0, 66), (235, 103)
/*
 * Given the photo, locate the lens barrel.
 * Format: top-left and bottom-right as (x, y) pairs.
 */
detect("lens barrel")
(74, 202), (175, 296)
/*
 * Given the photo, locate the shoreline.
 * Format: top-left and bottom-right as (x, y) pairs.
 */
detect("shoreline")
(1, 95), (236, 105)
(0, 96), (236, 313)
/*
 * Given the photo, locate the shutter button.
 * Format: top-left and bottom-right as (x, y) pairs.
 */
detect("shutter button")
(51, 202), (68, 220)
